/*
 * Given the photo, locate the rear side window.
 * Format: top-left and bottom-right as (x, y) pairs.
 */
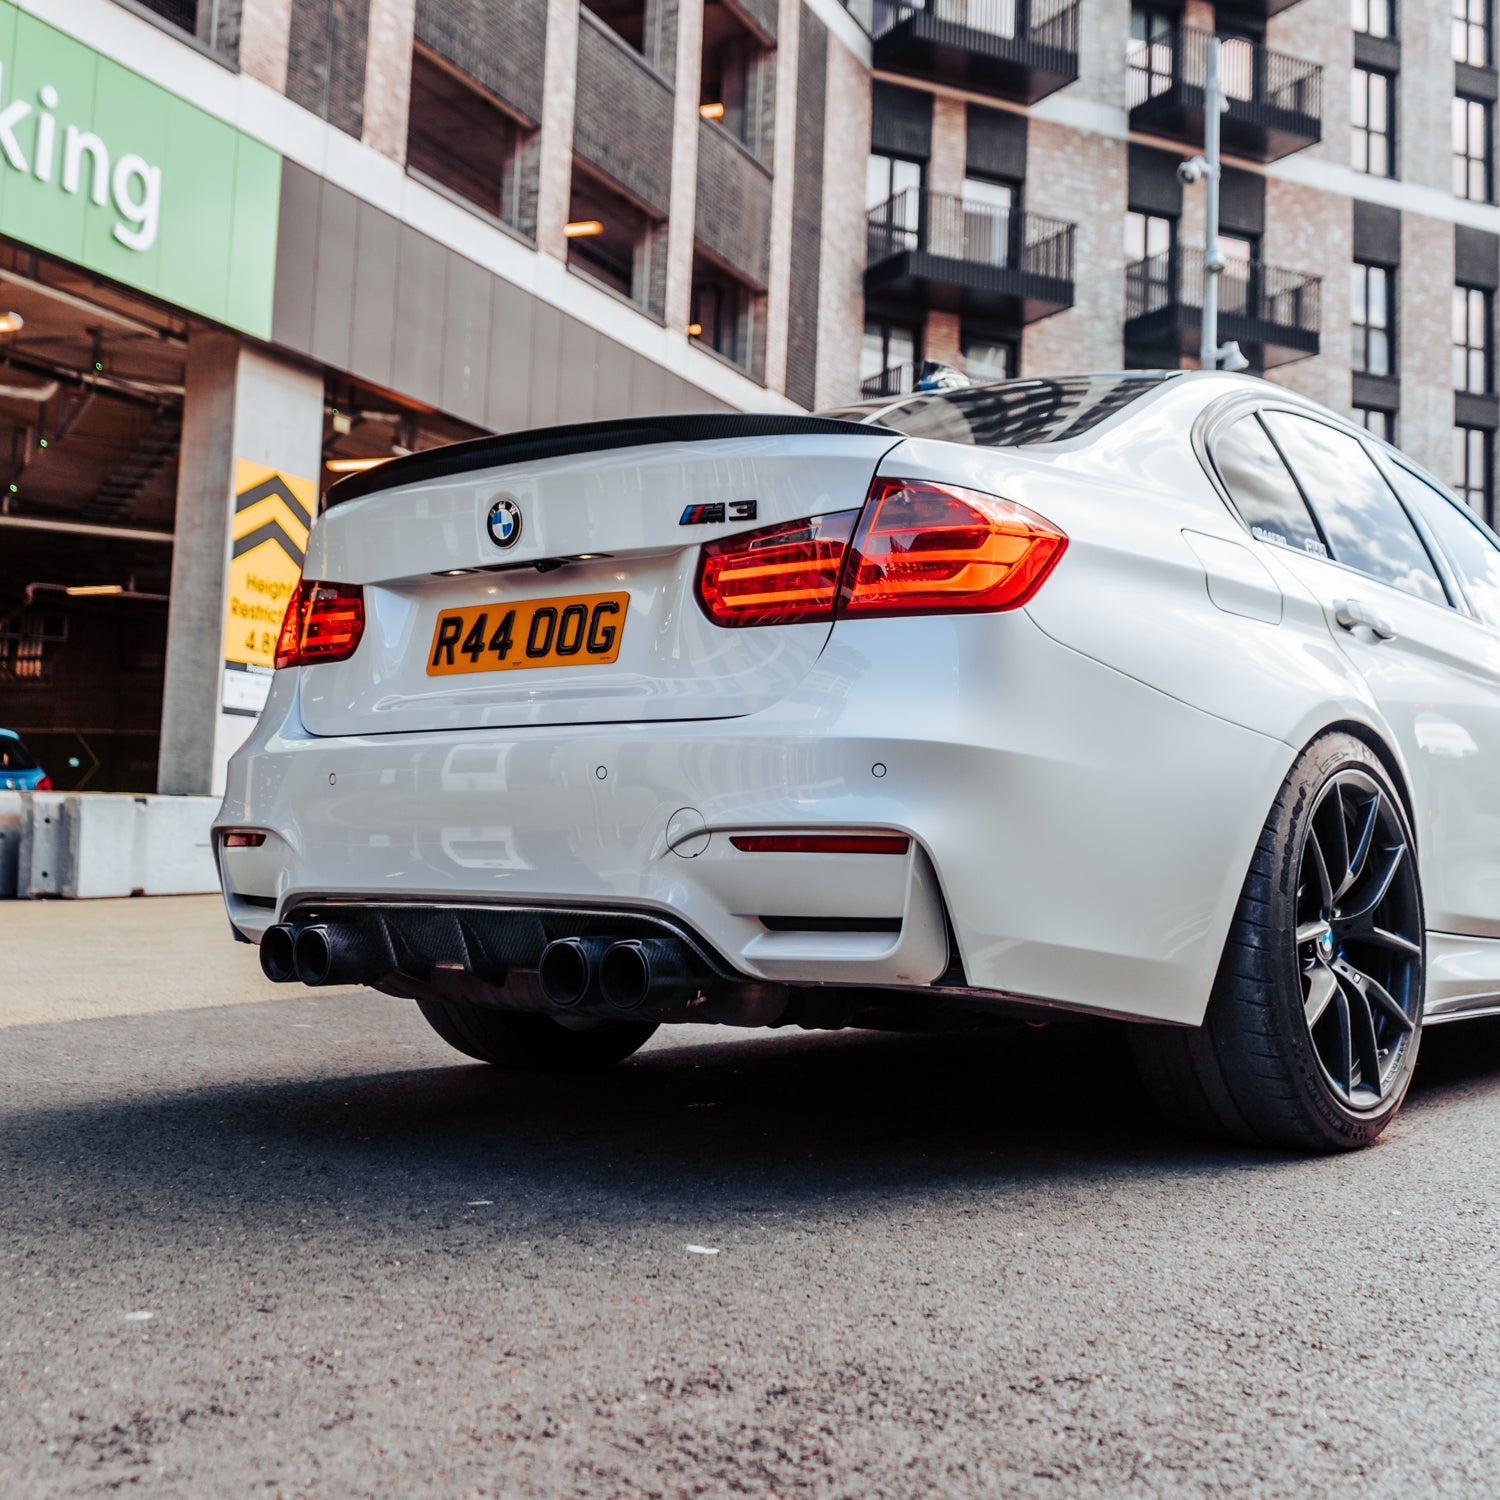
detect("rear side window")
(1261, 412), (1448, 605)
(1387, 463), (1500, 626)
(0, 738), (36, 771)
(1212, 414), (1327, 556)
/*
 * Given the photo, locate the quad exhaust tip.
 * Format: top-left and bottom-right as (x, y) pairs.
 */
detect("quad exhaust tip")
(258, 923), (297, 984)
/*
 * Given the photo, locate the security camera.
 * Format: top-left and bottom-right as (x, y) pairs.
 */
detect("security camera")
(1218, 341), (1251, 373)
(1177, 156), (1209, 184)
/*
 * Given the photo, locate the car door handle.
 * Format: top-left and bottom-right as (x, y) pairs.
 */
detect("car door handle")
(1334, 599), (1398, 641)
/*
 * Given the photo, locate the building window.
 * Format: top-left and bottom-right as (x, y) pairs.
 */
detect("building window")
(962, 331), (1016, 383)
(1456, 425), (1493, 519)
(861, 321), (920, 395)
(1352, 0), (1394, 38)
(867, 152), (924, 259)
(1454, 284), (1492, 393)
(1454, 0), (1490, 66)
(1125, 210), (1175, 313)
(1351, 262), (1393, 375)
(1356, 407), (1396, 442)
(960, 177), (1016, 268)
(1351, 69), (1394, 177)
(566, 167), (658, 311)
(690, 252), (758, 373)
(407, 48), (536, 237)
(583, 0), (648, 53)
(1454, 96), (1492, 202)
(700, 0), (771, 157)
(1127, 7), (1176, 101)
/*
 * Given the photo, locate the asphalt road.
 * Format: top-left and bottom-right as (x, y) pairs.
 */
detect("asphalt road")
(3, 949), (1500, 1497)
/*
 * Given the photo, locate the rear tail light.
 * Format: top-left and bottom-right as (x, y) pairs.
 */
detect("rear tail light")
(35, 776), (51, 791)
(693, 479), (1065, 627)
(222, 830), (268, 848)
(274, 579), (365, 668)
(696, 511), (857, 626)
(730, 833), (910, 855)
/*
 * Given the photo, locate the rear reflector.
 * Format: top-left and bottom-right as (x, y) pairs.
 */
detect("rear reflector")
(696, 511), (857, 626)
(730, 834), (911, 855)
(842, 478), (1068, 618)
(274, 579), (366, 669)
(36, 776), (52, 791)
(222, 830), (268, 848)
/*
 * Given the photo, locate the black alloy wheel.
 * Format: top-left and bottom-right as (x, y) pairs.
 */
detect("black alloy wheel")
(1131, 732), (1426, 1151)
(1294, 769), (1422, 1112)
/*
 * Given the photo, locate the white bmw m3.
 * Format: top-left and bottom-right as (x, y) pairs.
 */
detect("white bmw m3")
(217, 371), (1500, 1151)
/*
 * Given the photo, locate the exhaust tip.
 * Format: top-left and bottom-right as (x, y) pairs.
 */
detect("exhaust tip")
(599, 941), (651, 1010)
(538, 938), (594, 1007)
(292, 925), (336, 986)
(259, 924), (297, 984)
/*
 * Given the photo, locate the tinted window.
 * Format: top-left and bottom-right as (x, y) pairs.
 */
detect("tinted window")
(819, 374), (1174, 447)
(1261, 412), (1448, 604)
(1213, 415), (1327, 556)
(1387, 462), (1500, 625)
(0, 738), (36, 771)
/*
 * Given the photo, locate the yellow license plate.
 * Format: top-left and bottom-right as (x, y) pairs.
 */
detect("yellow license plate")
(425, 592), (628, 676)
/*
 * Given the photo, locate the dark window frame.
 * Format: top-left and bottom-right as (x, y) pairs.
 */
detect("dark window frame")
(1453, 0), (1491, 67)
(1455, 423), (1495, 523)
(1454, 94), (1493, 203)
(1352, 260), (1395, 375)
(1453, 283), (1493, 393)
(1352, 0), (1395, 39)
(1351, 66), (1396, 178)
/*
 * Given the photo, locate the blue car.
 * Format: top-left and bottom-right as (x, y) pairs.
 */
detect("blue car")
(0, 729), (50, 791)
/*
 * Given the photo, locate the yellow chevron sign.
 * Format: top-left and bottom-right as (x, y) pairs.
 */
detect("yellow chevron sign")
(222, 460), (314, 672)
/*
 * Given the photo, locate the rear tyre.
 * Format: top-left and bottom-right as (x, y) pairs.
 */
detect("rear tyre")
(415, 998), (658, 1072)
(1131, 732), (1425, 1152)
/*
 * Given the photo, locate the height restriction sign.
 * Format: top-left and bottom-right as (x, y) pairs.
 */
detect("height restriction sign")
(222, 460), (312, 714)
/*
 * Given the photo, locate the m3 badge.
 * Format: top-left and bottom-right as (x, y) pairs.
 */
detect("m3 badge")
(679, 501), (758, 525)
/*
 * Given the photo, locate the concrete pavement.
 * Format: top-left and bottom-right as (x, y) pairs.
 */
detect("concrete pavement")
(2, 899), (1499, 1496)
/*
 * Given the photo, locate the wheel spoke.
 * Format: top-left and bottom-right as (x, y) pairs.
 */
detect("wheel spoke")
(1341, 844), (1406, 923)
(1327, 782), (1354, 899)
(1347, 964), (1417, 1035)
(1358, 926), (1422, 959)
(1296, 918), (1332, 946)
(1341, 973), (1385, 1096)
(1328, 986), (1355, 1096)
(1346, 791), (1381, 889)
(1304, 964), (1337, 1027)
(1304, 828), (1335, 908)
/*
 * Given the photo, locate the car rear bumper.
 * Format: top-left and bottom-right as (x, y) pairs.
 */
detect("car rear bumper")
(216, 613), (1293, 1025)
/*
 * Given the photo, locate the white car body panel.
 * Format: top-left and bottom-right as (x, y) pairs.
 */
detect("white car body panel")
(216, 376), (1500, 1030)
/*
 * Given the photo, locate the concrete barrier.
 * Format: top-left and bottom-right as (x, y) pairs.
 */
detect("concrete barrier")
(0, 791), (22, 897)
(10, 794), (220, 898)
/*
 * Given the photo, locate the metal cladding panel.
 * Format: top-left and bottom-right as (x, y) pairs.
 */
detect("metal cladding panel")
(1353, 199), (1401, 266)
(487, 278), (536, 432)
(309, 182), (359, 373)
(1127, 143), (1183, 217)
(695, 122), (773, 288)
(415, 0), (547, 124)
(348, 198), (401, 385)
(286, 0), (370, 138)
(271, 163), (321, 352)
(574, 17), (676, 215)
(1219, 166), (1264, 238)
(440, 253), (494, 426)
(595, 335), (635, 420)
(732, 0), (779, 39)
(560, 316), (602, 419)
(786, 7), (827, 411)
(966, 103), (1027, 180)
(528, 301), (564, 428)
(871, 80), (932, 159)
(1456, 224), (1500, 291)
(392, 227), (450, 407)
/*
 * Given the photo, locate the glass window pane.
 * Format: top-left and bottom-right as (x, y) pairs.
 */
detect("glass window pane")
(1262, 413), (1447, 602)
(1213, 415), (1327, 555)
(1390, 462), (1500, 623)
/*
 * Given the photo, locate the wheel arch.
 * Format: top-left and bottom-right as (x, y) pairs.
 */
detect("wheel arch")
(1307, 718), (1419, 856)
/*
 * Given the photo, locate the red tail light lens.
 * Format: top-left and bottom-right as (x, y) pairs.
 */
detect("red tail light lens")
(222, 830), (268, 848)
(841, 478), (1068, 618)
(274, 579), (365, 668)
(35, 776), (52, 791)
(730, 833), (910, 855)
(696, 510), (857, 626)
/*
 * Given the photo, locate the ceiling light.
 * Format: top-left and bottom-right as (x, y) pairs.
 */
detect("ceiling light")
(686, 323), (703, 337)
(699, 102), (725, 121)
(564, 219), (604, 238)
(325, 456), (392, 473)
(65, 584), (125, 596)
(0, 311), (22, 334)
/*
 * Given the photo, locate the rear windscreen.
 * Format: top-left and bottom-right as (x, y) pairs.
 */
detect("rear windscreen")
(0, 740), (36, 771)
(822, 374), (1175, 448)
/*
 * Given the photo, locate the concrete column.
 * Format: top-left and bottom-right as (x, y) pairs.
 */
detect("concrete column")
(928, 95), (967, 198)
(762, 0), (802, 393)
(362, 0), (418, 163)
(665, 0), (706, 333)
(158, 335), (323, 798)
(239, 0), (294, 92)
(536, 0), (583, 259)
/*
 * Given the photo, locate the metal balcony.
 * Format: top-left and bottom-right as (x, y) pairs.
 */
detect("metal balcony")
(862, 363), (918, 399)
(1128, 25), (1322, 162)
(844, 0), (1079, 104)
(1124, 248), (1321, 367)
(866, 189), (1076, 323)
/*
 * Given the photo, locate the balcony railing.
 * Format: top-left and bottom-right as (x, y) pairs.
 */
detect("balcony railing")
(1125, 247), (1321, 365)
(1128, 24), (1321, 162)
(843, 0), (1079, 104)
(861, 363), (918, 399)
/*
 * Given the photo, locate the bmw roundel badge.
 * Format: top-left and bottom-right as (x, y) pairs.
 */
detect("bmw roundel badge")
(486, 497), (523, 549)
